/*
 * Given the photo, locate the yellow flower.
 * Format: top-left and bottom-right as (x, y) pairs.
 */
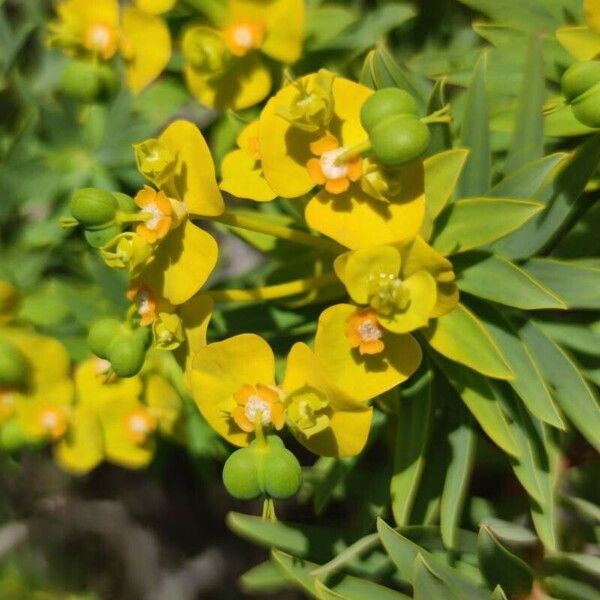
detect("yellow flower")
(133, 120), (225, 305)
(219, 121), (277, 202)
(182, 0), (304, 109)
(334, 237), (458, 334)
(556, 0), (600, 60)
(189, 333), (374, 457)
(49, 0), (171, 93)
(259, 71), (426, 249)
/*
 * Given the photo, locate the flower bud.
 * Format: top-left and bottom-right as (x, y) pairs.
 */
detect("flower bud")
(152, 312), (184, 350)
(182, 26), (231, 74)
(369, 115), (431, 167)
(70, 188), (118, 227)
(134, 139), (176, 185)
(222, 446), (262, 500)
(88, 318), (122, 360)
(360, 88), (419, 133)
(0, 339), (29, 387)
(100, 233), (153, 276)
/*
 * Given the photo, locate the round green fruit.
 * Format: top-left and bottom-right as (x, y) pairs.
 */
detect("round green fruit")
(61, 59), (102, 102)
(572, 84), (600, 128)
(113, 192), (137, 213)
(88, 318), (122, 359)
(0, 339), (29, 387)
(360, 88), (419, 132)
(370, 115), (431, 166)
(83, 223), (122, 248)
(561, 60), (600, 102)
(107, 330), (147, 377)
(70, 188), (118, 228)
(262, 448), (302, 500)
(222, 447), (262, 500)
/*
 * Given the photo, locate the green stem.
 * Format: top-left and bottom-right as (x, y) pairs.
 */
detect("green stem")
(207, 273), (340, 303)
(183, 0), (229, 26)
(334, 139), (372, 165)
(310, 533), (380, 578)
(116, 211), (151, 225)
(421, 105), (452, 124)
(207, 210), (342, 253)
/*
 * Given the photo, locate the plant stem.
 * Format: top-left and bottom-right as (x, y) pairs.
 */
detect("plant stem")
(421, 105), (452, 124)
(334, 139), (372, 165)
(207, 273), (340, 303)
(207, 210), (342, 253)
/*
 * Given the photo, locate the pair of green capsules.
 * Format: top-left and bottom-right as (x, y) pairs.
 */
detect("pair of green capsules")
(561, 60), (600, 129)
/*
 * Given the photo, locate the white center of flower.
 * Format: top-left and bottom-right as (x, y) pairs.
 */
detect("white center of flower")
(41, 410), (59, 431)
(89, 23), (111, 51)
(128, 414), (150, 435)
(233, 25), (254, 49)
(357, 321), (383, 343)
(244, 395), (272, 425)
(320, 148), (349, 180)
(136, 291), (151, 316)
(95, 357), (111, 374)
(144, 203), (163, 231)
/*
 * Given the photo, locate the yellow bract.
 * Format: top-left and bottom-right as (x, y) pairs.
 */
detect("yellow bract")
(134, 120), (225, 305)
(220, 121), (277, 202)
(49, 0), (171, 93)
(259, 71), (426, 249)
(182, 0), (304, 109)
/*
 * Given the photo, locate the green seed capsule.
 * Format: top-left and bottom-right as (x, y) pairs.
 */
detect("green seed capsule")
(88, 318), (122, 359)
(107, 330), (147, 377)
(0, 339), (29, 387)
(70, 188), (119, 228)
(262, 448), (302, 500)
(360, 88), (419, 133)
(222, 447), (262, 500)
(61, 59), (103, 102)
(84, 223), (122, 248)
(572, 83), (600, 128)
(370, 115), (431, 167)
(113, 192), (137, 213)
(561, 61), (600, 103)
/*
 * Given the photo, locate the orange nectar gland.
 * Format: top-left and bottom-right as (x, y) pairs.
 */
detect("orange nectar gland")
(232, 384), (285, 433)
(38, 405), (68, 441)
(306, 134), (362, 194)
(127, 283), (158, 326)
(345, 308), (385, 355)
(222, 20), (265, 57)
(84, 22), (118, 60)
(124, 408), (157, 444)
(134, 186), (174, 244)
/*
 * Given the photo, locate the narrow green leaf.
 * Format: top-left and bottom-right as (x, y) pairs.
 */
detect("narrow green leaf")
(491, 585), (509, 600)
(488, 153), (567, 199)
(240, 561), (291, 594)
(504, 35), (545, 175)
(391, 371), (434, 526)
(470, 302), (564, 429)
(270, 550), (319, 597)
(440, 404), (476, 551)
(543, 575), (600, 600)
(480, 519), (539, 547)
(458, 52), (491, 198)
(413, 555), (456, 600)
(520, 322), (600, 453)
(304, 6), (357, 51)
(315, 574), (410, 600)
(454, 252), (566, 310)
(435, 358), (520, 458)
(562, 496), (600, 524)
(431, 198), (543, 256)
(424, 303), (513, 380)
(523, 259), (600, 310)
(425, 78), (452, 157)
(494, 133), (600, 259)
(533, 320), (600, 356)
(478, 526), (534, 597)
(359, 50), (377, 88)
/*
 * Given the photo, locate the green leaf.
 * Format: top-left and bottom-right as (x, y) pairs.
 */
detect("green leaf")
(422, 149), (470, 239)
(431, 198), (543, 255)
(413, 555), (457, 600)
(488, 153), (567, 199)
(494, 133), (600, 259)
(456, 0), (558, 31)
(523, 259), (600, 310)
(305, 6), (357, 51)
(478, 526), (534, 597)
(240, 560), (291, 594)
(424, 303), (513, 380)
(503, 35), (545, 175)
(440, 404), (476, 551)
(391, 371), (434, 526)
(491, 585), (509, 600)
(425, 78), (452, 157)
(434, 357), (520, 458)
(480, 518), (539, 547)
(454, 252), (566, 310)
(314, 574), (410, 600)
(543, 575), (600, 600)
(520, 322), (600, 453)
(458, 53), (491, 198)
(270, 550), (318, 597)
(226, 512), (343, 563)
(533, 319), (600, 356)
(359, 50), (377, 88)
(470, 302), (564, 429)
